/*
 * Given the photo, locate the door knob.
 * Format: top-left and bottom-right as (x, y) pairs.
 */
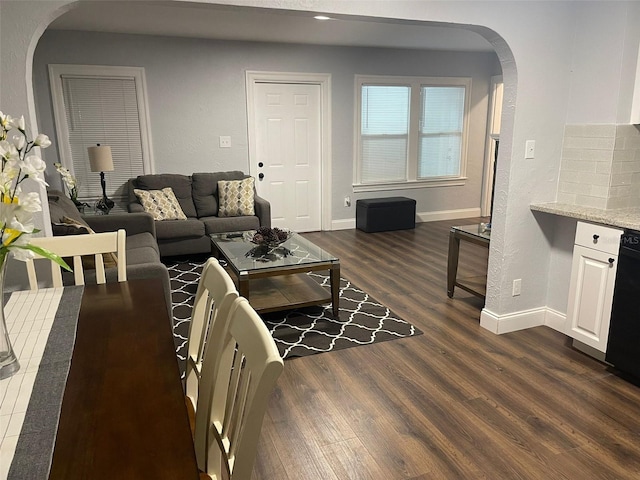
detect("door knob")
(609, 258), (615, 265)
(258, 173), (264, 180)
(258, 162), (264, 168)
(593, 234), (599, 242)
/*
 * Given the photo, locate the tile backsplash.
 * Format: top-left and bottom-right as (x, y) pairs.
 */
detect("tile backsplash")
(559, 124), (640, 209)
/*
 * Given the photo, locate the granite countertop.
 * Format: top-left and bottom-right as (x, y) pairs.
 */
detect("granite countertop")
(530, 202), (640, 231)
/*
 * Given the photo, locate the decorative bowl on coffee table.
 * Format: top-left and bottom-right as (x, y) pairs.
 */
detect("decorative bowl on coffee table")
(244, 227), (292, 259)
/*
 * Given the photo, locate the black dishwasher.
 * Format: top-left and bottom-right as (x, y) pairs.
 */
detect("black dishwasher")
(606, 229), (640, 379)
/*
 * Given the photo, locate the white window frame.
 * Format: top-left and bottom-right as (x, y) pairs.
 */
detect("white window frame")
(354, 74), (471, 193)
(48, 64), (155, 200)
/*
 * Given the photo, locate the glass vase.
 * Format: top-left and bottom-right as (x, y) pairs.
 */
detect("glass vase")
(0, 255), (20, 379)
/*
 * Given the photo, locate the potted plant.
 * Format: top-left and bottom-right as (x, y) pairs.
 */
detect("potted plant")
(54, 162), (89, 212)
(0, 111), (70, 378)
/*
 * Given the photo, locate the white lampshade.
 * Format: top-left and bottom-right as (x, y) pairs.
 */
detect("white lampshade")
(88, 145), (114, 172)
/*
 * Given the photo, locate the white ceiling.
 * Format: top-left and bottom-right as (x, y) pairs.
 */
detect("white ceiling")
(48, 1), (495, 52)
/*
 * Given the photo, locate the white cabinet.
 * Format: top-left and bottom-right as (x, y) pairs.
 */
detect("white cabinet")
(566, 222), (623, 352)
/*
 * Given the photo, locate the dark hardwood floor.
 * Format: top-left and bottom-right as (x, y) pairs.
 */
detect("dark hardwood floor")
(252, 218), (640, 480)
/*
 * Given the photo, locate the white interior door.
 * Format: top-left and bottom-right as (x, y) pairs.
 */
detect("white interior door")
(251, 82), (322, 232)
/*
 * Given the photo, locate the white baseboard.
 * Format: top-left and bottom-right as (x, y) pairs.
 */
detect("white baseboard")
(417, 207), (482, 223)
(544, 308), (566, 333)
(329, 207), (482, 231)
(480, 307), (546, 334)
(480, 306), (567, 335)
(331, 218), (356, 230)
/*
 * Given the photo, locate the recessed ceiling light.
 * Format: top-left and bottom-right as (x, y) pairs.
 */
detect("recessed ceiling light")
(314, 15), (331, 21)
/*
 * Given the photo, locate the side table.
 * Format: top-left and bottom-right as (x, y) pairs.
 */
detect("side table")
(447, 224), (491, 299)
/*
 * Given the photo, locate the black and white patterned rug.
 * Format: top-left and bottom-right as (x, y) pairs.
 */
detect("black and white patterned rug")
(164, 257), (422, 375)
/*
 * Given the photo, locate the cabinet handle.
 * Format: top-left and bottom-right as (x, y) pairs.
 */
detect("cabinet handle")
(593, 234), (599, 242)
(608, 258), (615, 265)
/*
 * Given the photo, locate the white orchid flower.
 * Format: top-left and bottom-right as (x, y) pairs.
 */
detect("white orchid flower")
(10, 246), (36, 261)
(18, 192), (42, 213)
(0, 112), (13, 132)
(10, 115), (25, 132)
(11, 134), (26, 151)
(54, 162), (79, 192)
(0, 159), (20, 183)
(33, 133), (51, 148)
(20, 156), (48, 188)
(14, 207), (35, 228)
(8, 228), (37, 261)
(22, 155), (47, 175)
(0, 140), (19, 162)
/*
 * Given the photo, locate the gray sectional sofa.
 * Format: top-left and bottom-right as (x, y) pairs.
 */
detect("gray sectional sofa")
(47, 190), (172, 312)
(126, 171), (271, 257)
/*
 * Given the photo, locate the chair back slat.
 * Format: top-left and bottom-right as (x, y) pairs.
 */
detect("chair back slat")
(200, 297), (284, 480)
(186, 258), (238, 471)
(25, 230), (127, 289)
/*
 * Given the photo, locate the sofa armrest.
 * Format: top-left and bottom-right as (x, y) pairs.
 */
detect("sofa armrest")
(84, 212), (157, 239)
(254, 194), (271, 228)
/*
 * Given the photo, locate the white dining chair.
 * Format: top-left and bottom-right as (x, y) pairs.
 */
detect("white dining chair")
(195, 296), (283, 480)
(184, 257), (238, 425)
(25, 229), (127, 288)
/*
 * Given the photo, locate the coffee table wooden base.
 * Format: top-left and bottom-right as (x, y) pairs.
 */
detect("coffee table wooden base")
(243, 274), (332, 314)
(236, 263), (340, 317)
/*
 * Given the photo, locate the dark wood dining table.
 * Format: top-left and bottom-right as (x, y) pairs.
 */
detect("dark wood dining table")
(48, 278), (200, 479)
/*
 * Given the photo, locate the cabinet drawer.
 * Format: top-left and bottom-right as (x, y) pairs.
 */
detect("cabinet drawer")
(575, 221), (623, 255)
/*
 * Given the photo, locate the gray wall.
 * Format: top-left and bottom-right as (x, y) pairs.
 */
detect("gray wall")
(33, 30), (500, 222)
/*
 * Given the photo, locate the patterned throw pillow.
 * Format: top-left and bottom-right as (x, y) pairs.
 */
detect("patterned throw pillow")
(217, 177), (255, 217)
(134, 187), (187, 221)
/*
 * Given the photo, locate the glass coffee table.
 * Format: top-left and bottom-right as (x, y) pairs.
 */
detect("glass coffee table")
(210, 231), (340, 316)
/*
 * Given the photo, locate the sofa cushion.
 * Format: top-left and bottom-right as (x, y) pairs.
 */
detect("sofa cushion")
(155, 218), (205, 240)
(218, 177), (256, 217)
(201, 215), (260, 234)
(134, 187), (187, 221)
(192, 171), (247, 217)
(134, 174), (197, 218)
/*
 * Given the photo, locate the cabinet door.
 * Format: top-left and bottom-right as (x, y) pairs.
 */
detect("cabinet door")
(566, 245), (618, 352)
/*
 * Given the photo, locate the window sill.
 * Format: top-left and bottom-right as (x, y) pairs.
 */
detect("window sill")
(353, 177), (467, 193)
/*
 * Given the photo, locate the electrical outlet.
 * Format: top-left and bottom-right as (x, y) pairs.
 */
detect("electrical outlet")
(219, 136), (231, 148)
(344, 196), (351, 207)
(512, 279), (522, 296)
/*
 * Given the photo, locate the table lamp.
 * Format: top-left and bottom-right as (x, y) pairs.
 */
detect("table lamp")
(88, 144), (115, 214)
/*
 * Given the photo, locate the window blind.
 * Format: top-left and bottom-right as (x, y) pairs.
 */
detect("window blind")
(360, 85), (410, 183)
(418, 86), (465, 178)
(61, 76), (145, 200)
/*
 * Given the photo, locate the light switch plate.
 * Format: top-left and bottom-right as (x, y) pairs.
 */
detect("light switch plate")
(525, 140), (535, 159)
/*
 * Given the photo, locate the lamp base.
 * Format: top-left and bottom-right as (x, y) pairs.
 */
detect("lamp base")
(96, 196), (114, 215)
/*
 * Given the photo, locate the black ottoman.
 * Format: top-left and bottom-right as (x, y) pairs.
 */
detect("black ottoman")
(356, 197), (416, 233)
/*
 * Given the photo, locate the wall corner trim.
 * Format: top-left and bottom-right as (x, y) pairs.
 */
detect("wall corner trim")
(480, 306), (567, 335)
(480, 306), (547, 334)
